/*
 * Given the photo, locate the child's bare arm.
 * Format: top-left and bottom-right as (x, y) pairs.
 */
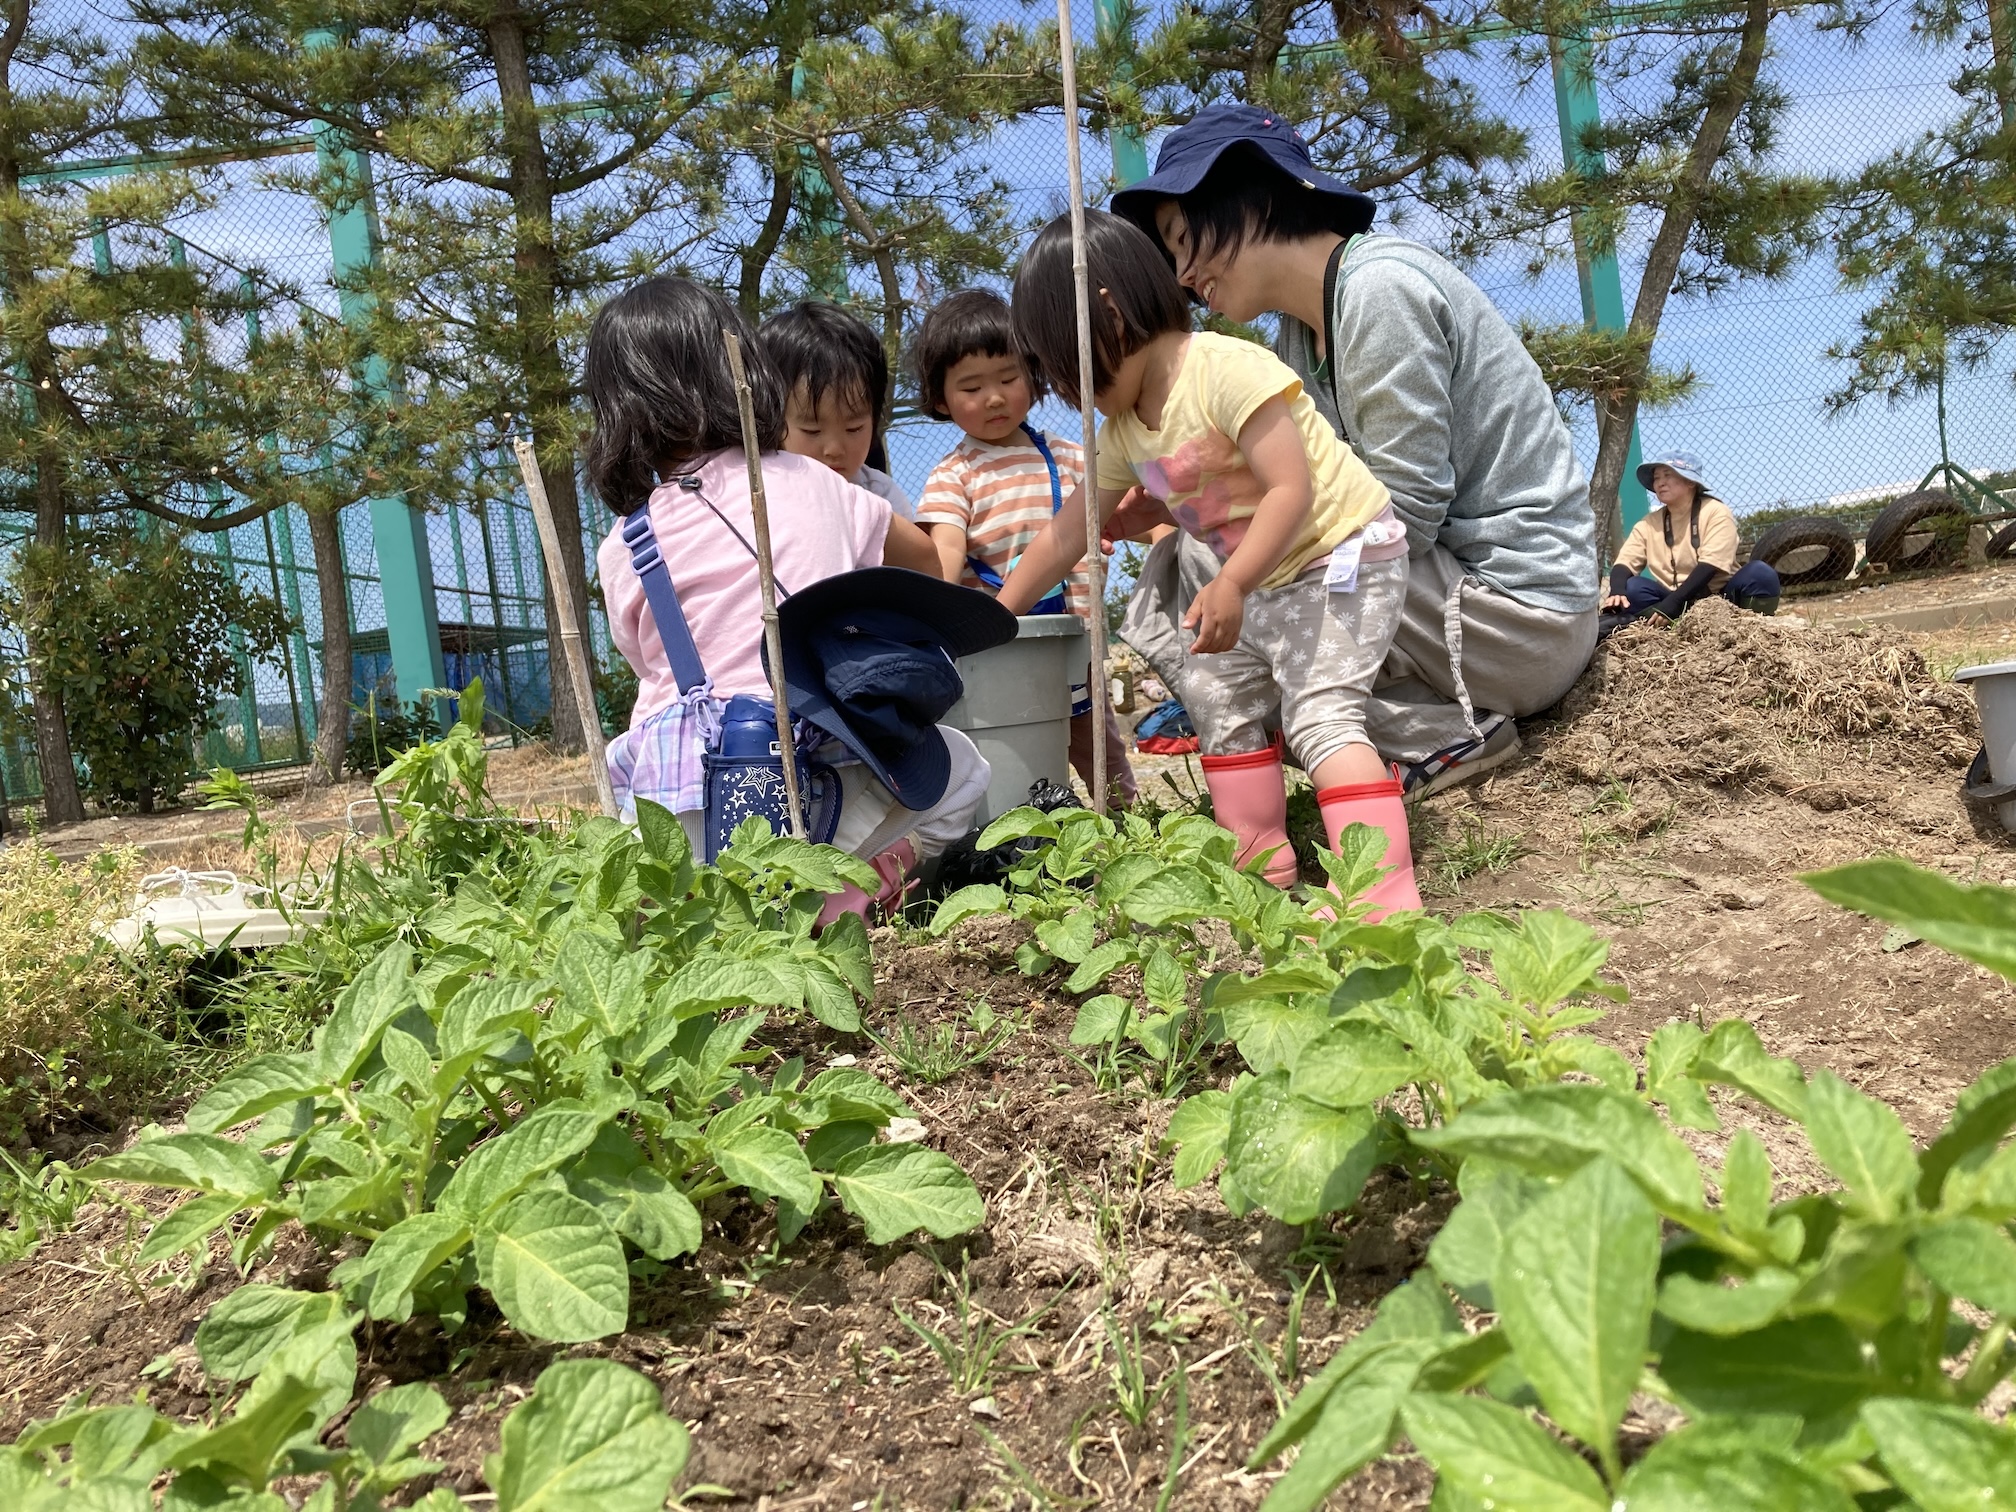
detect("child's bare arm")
(1181, 396), (1314, 653)
(995, 482), (1130, 615)
(885, 515), (947, 578)
(926, 523), (967, 583)
(1218, 398), (1314, 595)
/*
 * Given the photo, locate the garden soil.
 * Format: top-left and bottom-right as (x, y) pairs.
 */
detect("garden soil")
(3, 595), (2014, 1508)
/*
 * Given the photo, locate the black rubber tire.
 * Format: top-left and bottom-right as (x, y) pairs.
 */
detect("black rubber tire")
(1747, 516), (1858, 585)
(1985, 519), (2016, 561)
(1863, 489), (1972, 571)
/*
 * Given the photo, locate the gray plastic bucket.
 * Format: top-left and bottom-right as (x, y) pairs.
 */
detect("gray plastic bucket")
(944, 615), (1087, 826)
(1956, 659), (2016, 832)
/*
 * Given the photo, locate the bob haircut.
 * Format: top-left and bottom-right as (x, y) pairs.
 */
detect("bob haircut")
(1012, 210), (1190, 409)
(1149, 145), (1374, 294)
(911, 288), (1041, 418)
(584, 276), (784, 512)
(759, 300), (891, 471)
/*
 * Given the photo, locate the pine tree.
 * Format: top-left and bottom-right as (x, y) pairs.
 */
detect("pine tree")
(683, 2), (1050, 400)
(1831, 0), (2016, 404)
(0, 0), (460, 818)
(1500, 0), (1829, 561)
(134, 0), (730, 754)
(1118, 0), (1530, 222)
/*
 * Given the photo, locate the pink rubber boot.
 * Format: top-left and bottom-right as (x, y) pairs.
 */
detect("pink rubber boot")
(1316, 777), (1423, 919)
(814, 838), (919, 930)
(1200, 739), (1302, 889)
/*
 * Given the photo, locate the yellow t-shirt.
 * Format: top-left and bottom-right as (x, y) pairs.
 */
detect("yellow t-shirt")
(1094, 332), (1390, 589)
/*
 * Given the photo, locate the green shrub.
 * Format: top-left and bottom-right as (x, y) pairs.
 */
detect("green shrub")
(0, 524), (291, 812)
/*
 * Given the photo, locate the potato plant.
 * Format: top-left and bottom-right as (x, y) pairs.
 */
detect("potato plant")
(1245, 857), (2016, 1511)
(0, 1281), (685, 1510)
(87, 694), (983, 1343)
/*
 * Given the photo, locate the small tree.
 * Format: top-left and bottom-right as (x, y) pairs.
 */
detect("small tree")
(1121, 0), (1529, 225)
(1500, 0), (1829, 560)
(1, 522), (291, 812)
(1831, 0), (2016, 404)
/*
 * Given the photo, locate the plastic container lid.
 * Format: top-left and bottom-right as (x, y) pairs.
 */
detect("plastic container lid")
(1009, 615), (1088, 638)
(1953, 661), (2016, 684)
(102, 869), (327, 952)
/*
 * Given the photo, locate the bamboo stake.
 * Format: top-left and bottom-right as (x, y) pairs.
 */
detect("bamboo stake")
(513, 435), (620, 819)
(1054, 0), (1112, 815)
(721, 327), (808, 840)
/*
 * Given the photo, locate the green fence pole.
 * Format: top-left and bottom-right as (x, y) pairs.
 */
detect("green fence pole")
(242, 293), (319, 743)
(306, 24), (446, 717)
(1551, 31), (1648, 531)
(1095, 0), (1149, 185)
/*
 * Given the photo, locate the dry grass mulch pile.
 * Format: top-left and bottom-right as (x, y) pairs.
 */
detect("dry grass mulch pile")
(1539, 597), (1979, 824)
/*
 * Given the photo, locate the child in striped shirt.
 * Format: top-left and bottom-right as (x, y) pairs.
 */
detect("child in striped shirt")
(913, 289), (1137, 803)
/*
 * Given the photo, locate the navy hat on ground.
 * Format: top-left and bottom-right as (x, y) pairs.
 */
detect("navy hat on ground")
(769, 568), (1016, 811)
(1111, 103), (1376, 241)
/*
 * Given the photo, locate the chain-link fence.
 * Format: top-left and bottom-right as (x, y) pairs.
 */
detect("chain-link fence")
(2, 0), (2010, 818)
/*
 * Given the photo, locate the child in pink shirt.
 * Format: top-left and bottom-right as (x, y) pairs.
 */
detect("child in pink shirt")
(587, 277), (986, 895)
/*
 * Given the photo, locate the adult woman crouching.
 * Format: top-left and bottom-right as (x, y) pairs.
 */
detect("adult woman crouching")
(1108, 105), (1600, 798)
(1600, 452), (1782, 636)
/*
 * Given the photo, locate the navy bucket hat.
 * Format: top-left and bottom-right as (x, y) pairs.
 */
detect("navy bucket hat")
(769, 568), (1016, 810)
(1111, 103), (1376, 241)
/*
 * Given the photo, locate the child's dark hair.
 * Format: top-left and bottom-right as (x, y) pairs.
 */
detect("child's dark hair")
(1012, 210), (1190, 408)
(1128, 144), (1374, 296)
(760, 300), (891, 471)
(584, 276), (784, 511)
(911, 288), (1040, 418)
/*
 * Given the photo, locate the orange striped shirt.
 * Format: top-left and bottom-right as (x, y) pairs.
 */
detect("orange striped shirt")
(916, 429), (1094, 622)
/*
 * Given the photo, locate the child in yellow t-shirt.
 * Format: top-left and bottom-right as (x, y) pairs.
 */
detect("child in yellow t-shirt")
(997, 209), (1418, 916)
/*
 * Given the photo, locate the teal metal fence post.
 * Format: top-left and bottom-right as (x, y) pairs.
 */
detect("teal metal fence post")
(305, 25), (446, 714)
(1550, 30), (1648, 531)
(1095, 0), (1149, 185)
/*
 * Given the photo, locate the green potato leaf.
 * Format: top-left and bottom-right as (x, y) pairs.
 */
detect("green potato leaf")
(185, 1055), (333, 1136)
(1290, 1019), (1422, 1110)
(1803, 1069), (1917, 1223)
(1412, 1084), (1704, 1218)
(1225, 1073), (1380, 1225)
(711, 1123), (822, 1212)
(486, 1358), (689, 1512)
(1492, 1157), (1658, 1468)
(476, 1189), (629, 1343)
(1164, 1091), (1233, 1191)
(1399, 1394), (1609, 1512)
(832, 1144), (984, 1243)
(1861, 1396), (2016, 1512)
(88, 1133), (278, 1201)
(436, 1101), (614, 1224)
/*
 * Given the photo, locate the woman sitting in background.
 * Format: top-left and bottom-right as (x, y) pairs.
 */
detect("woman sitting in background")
(1602, 452), (1781, 636)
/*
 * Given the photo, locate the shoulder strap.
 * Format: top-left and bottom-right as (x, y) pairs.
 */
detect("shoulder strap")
(621, 501), (708, 696)
(1019, 422), (1065, 516)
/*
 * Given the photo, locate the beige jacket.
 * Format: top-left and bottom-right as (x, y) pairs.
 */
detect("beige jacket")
(1615, 494), (1739, 592)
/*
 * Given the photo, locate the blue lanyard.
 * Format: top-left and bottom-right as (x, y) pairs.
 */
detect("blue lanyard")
(966, 423), (1068, 613)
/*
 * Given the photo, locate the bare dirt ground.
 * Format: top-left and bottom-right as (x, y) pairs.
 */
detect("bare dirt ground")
(3, 578), (2014, 1509)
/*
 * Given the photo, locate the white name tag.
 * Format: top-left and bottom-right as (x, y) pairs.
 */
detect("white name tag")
(1324, 535), (1365, 593)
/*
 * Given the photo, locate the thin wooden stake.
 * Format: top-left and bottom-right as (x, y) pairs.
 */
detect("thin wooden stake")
(721, 326), (808, 841)
(1055, 0), (1112, 815)
(513, 435), (620, 819)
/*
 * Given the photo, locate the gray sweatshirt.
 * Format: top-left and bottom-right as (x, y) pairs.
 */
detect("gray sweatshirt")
(1277, 234), (1599, 615)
